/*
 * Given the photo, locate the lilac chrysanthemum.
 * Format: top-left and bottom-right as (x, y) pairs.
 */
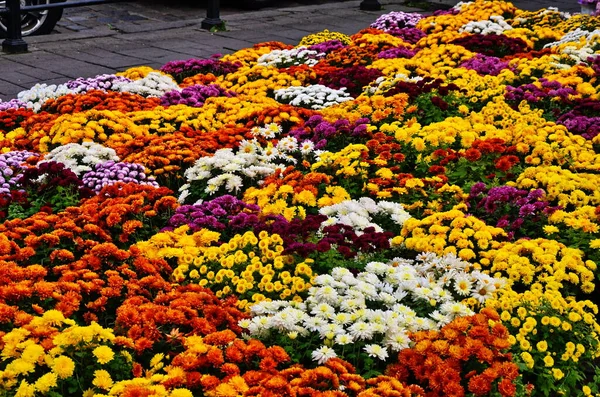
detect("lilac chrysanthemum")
(0, 151), (39, 194)
(370, 11), (423, 31)
(82, 161), (158, 193)
(0, 99), (28, 111)
(65, 74), (132, 92)
(160, 84), (237, 107)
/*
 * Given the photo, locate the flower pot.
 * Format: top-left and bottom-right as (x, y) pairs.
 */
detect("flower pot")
(580, 2), (597, 14)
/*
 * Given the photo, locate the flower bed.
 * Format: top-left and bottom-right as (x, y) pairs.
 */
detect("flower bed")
(1, 1), (600, 396)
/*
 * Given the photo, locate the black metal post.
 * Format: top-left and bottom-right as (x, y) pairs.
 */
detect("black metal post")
(201, 0), (223, 30)
(360, 0), (382, 11)
(2, 0), (28, 53)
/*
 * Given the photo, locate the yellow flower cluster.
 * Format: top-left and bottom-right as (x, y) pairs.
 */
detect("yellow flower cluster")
(298, 29), (351, 46)
(243, 184), (312, 220)
(445, 69), (507, 105)
(129, 96), (279, 134)
(0, 311), (130, 395)
(95, 378), (193, 397)
(510, 166), (600, 208)
(172, 231), (313, 310)
(135, 226), (221, 265)
(392, 209), (506, 261)
(488, 288), (600, 380)
(311, 144), (371, 180)
(416, 0), (516, 37)
(388, 117), (482, 152)
(507, 55), (564, 83)
(548, 206), (600, 235)
(221, 46), (273, 67)
(478, 238), (596, 295)
(37, 109), (149, 153)
(116, 66), (164, 80)
(216, 65), (301, 97)
(353, 33), (413, 50)
(408, 45), (475, 78)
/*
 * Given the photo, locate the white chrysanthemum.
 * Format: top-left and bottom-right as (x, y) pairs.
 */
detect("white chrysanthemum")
(348, 321), (374, 340)
(364, 344), (388, 361)
(258, 46), (323, 67)
(274, 84), (352, 110)
(384, 330), (411, 352)
(311, 345), (337, 364)
(300, 140), (315, 155)
(335, 333), (354, 346)
(17, 83), (77, 113)
(113, 72), (180, 97)
(41, 142), (119, 176)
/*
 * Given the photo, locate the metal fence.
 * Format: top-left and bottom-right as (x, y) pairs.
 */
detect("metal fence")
(0, 0), (223, 53)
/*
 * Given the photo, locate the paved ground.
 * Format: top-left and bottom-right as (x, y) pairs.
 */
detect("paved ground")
(0, 0), (582, 101)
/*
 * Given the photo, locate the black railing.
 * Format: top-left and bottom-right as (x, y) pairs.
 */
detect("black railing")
(1, 0), (222, 53)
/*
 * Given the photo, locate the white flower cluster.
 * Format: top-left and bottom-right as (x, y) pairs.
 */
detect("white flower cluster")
(544, 28), (600, 48)
(40, 142), (120, 176)
(17, 83), (76, 113)
(257, 46), (323, 67)
(365, 73), (423, 95)
(559, 45), (596, 64)
(241, 253), (504, 364)
(113, 72), (180, 97)
(179, 138), (304, 203)
(459, 16), (513, 35)
(274, 84), (353, 110)
(319, 197), (411, 233)
(250, 123), (283, 139)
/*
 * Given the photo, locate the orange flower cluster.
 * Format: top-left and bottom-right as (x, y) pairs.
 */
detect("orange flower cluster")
(244, 105), (317, 131)
(180, 73), (219, 87)
(40, 90), (161, 114)
(115, 126), (250, 190)
(0, 183), (179, 325)
(3, 112), (60, 151)
(388, 309), (521, 397)
(115, 285), (247, 354)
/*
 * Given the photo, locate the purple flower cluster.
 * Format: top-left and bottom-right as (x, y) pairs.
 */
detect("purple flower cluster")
(0, 151), (39, 194)
(164, 195), (261, 234)
(261, 215), (394, 264)
(588, 55), (600, 76)
(386, 27), (426, 44)
(82, 161), (158, 192)
(451, 34), (530, 58)
(317, 65), (383, 97)
(377, 46), (417, 59)
(370, 11), (423, 30)
(289, 115), (370, 150)
(557, 99), (600, 140)
(65, 74), (132, 92)
(160, 84), (236, 107)
(460, 54), (510, 76)
(468, 182), (559, 240)
(0, 99), (27, 111)
(432, 8), (460, 16)
(160, 57), (241, 83)
(308, 40), (347, 54)
(505, 78), (576, 113)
